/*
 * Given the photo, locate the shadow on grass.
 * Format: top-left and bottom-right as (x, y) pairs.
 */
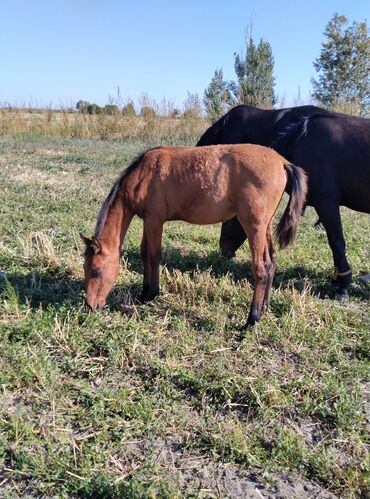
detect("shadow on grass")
(123, 246), (253, 281)
(0, 269), (83, 310)
(1, 248), (368, 312)
(123, 246), (370, 302)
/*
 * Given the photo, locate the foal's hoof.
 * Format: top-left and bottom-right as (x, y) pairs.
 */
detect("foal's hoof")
(240, 316), (259, 330)
(335, 289), (349, 302)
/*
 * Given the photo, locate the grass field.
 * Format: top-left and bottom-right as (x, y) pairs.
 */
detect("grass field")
(0, 108), (207, 143)
(0, 133), (369, 498)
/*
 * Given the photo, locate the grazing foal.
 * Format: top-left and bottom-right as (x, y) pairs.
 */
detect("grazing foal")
(81, 144), (307, 327)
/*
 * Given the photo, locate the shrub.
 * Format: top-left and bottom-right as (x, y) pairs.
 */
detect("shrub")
(122, 102), (136, 117)
(103, 104), (120, 115)
(76, 100), (90, 113)
(87, 103), (102, 115)
(141, 106), (156, 119)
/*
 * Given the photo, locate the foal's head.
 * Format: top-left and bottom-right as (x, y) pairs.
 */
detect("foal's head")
(80, 234), (120, 310)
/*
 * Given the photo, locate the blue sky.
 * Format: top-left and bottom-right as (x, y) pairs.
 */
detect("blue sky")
(1, 0), (368, 109)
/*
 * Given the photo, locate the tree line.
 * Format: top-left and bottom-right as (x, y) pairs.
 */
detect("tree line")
(203, 13), (369, 121)
(75, 13), (369, 121)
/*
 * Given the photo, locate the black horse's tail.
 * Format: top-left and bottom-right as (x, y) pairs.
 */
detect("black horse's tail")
(271, 113), (332, 157)
(276, 163), (308, 249)
(196, 113), (228, 145)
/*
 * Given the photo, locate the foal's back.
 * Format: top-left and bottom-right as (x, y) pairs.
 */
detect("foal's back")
(125, 144), (288, 225)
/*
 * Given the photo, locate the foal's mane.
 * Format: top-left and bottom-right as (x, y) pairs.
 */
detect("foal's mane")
(94, 150), (148, 238)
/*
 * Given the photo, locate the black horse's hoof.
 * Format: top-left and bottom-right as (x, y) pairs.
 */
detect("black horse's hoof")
(335, 289), (349, 302)
(137, 294), (148, 304)
(359, 274), (370, 285)
(313, 220), (325, 230)
(138, 287), (159, 303)
(238, 322), (250, 331)
(221, 250), (236, 259)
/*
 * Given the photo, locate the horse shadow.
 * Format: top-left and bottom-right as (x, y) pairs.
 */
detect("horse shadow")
(2, 247), (368, 313)
(0, 268), (83, 311)
(121, 246), (369, 302)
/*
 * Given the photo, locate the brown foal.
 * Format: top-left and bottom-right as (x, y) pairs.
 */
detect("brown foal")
(81, 144), (307, 327)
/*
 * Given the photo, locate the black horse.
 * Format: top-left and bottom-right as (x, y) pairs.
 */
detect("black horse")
(197, 105), (370, 299)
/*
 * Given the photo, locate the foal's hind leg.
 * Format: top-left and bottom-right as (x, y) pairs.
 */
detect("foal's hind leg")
(238, 219), (269, 328)
(140, 218), (163, 301)
(262, 222), (276, 313)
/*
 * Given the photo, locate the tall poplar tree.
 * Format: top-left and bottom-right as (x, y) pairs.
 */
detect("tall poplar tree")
(232, 36), (277, 108)
(203, 69), (233, 122)
(312, 14), (370, 116)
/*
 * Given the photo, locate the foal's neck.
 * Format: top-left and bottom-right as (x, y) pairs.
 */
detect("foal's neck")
(98, 192), (126, 253)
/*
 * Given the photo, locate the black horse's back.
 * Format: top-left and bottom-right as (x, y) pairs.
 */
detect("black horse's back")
(196, 111), (229, 145)
(288, 114), (370, 212)
(196, 105), (258, 145)
(197, 104), (336, 147)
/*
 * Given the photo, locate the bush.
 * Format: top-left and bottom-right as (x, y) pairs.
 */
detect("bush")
(141, 106), (156, 119)
(122, 102), (136, 117)
(76, 100), (90, 113)
(171, 108), (181, 118)
(87, 103), (102, 115)
(103, 104), (120, 115)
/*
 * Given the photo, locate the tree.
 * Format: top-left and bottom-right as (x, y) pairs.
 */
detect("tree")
(231, 36), (277, 108)
(182, 91), (202, 119)
(76, 100), (90, 113)
(203, 69), (233, 122)
(103, 104), (120, 115)
(140, 106), (156, 119)
(87, 103), (102, 115)
(122, 101), (136, 117)
(312, 14), (370, 116)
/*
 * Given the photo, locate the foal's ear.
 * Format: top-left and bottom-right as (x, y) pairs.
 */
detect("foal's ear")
(80, 233), (92, 246)
(91, 236), (103, 254)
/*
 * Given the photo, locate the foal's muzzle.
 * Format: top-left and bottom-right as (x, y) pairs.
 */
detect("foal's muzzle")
(85, 297), (106, 311)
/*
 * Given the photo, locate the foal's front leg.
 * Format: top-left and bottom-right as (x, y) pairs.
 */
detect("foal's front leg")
(140, 219), (163, 301)
(139, 230), (151, 302)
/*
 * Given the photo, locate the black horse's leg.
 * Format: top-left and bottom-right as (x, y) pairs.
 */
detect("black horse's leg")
(219, 217), (247, 258)
(314, 218), (324, 230)
(314, 202), (352, 299)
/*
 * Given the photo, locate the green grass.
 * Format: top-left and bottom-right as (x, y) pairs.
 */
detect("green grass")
(0, 134), (369, 498)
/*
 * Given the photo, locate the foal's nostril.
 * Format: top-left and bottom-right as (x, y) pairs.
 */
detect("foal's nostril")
(85, 298), (97, 312)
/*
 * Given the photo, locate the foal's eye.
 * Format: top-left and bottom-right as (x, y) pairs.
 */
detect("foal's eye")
(92, 270), (102, 279)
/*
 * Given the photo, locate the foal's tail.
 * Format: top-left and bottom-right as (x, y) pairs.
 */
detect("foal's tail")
(276, 163), (308, 249)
